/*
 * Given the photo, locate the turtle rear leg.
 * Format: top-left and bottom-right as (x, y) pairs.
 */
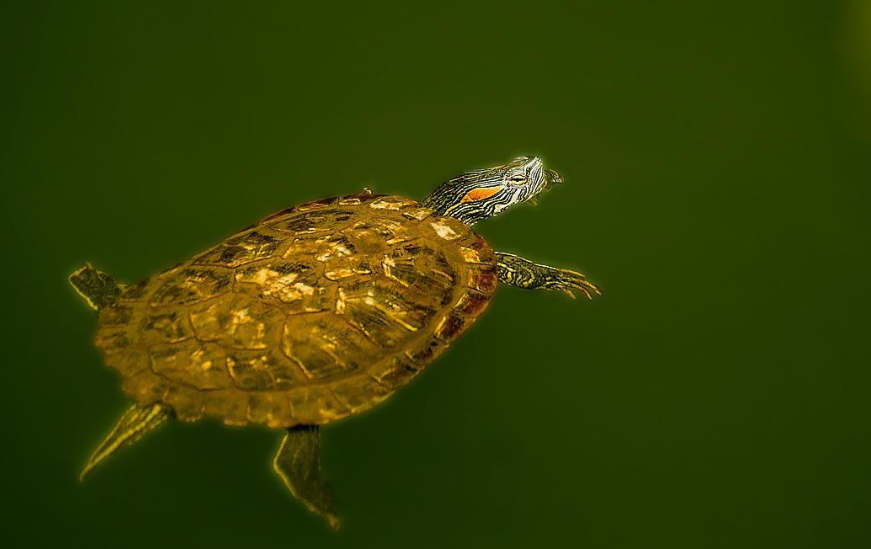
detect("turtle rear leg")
(80, 403), (172, 481)
(69, 262), (122, 311)
(273, 425), (339, 529)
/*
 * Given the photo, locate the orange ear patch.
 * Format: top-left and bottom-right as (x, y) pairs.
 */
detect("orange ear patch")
(461, 186), (503, 203)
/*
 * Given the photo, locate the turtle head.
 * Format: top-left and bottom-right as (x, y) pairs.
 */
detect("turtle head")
(422, 156), (562, 225)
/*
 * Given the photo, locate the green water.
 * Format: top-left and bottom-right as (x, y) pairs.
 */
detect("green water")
(2, 1), (870, 548)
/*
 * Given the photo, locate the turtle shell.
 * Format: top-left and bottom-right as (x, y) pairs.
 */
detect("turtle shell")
(95, 194), (498, 428)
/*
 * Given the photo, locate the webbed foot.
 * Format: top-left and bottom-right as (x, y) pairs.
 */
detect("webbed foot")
(539, 266), (602, 300)
(273, 425), (339, 529)
(80, 403), (172, 481)
(495, 252), (601, 299)
(69, 263), (122, 311)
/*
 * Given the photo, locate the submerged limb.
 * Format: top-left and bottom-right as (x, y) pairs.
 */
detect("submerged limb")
(495, 252), (601, 299)
(273, 425), (339, 530)
(69, 263), (122, 311)
(80, 403), (172, 481)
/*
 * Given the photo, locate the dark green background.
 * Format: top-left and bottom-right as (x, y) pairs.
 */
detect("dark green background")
(2, 1), (870, 548)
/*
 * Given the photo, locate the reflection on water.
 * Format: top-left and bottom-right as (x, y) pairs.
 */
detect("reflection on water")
(843, 0), (871, 127)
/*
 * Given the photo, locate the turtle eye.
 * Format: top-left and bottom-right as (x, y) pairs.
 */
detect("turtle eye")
(508, 174), (527, 185)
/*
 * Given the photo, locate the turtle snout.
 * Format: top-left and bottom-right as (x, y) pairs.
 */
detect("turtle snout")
(543, 168), (563, 190)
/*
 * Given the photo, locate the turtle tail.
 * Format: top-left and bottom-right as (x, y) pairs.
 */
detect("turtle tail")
(69, 263), (122, 311)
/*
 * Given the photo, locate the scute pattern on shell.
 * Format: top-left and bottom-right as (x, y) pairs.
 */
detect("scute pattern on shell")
(95, 194), (498, 428)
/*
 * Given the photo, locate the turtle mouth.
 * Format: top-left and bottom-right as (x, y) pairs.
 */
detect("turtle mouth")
(542, 168), (563, 191)
(519, 168), (562, 207)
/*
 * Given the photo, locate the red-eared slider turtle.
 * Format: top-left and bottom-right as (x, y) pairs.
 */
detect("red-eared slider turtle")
(70, 156), (600, 528)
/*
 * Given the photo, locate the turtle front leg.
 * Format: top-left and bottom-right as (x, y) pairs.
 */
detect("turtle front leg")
(273, 425), (339, 529)
(495, 252), (601, 299)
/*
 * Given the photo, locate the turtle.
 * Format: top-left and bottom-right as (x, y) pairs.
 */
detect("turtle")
(69, 155), (600, 528)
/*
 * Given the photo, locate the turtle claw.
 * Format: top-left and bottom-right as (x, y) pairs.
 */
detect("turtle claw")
(543, 268), (601, 300)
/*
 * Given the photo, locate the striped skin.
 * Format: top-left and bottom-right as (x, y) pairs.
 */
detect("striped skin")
(421, 156), (557, 225)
